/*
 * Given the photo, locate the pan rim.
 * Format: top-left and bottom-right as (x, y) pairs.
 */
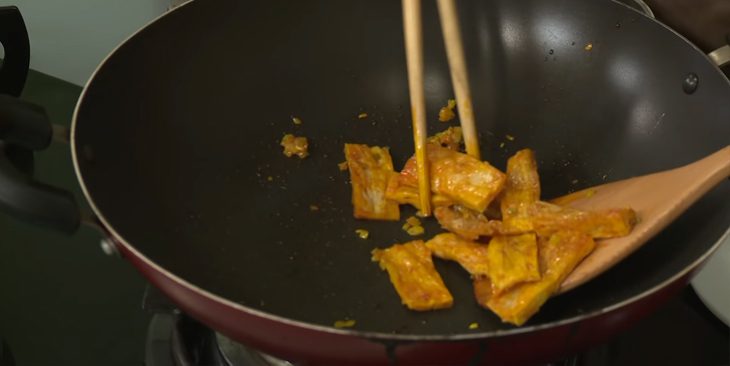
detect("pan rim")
(70, 0), (730, 341)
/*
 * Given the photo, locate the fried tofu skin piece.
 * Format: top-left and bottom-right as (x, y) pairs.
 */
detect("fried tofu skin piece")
(486, 233), (541, 294)
(386, 173), (454, 210)
(434, 205), (505, 240)
(477, 231), (596, 326)
(425, 233), (490, 277)
(473, 275), (494, 305)
(398, 145), (506, 212)
(372, 241), (454, 311)
(502, 149), (541, 210)
(501, 149), (541, 232)
(427, 147), (506, 212)
(524, 201), (636, 239)
(344, 144), (400, 221)
(497, 150), (636, 238)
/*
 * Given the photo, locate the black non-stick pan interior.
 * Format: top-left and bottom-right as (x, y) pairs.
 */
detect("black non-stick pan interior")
(73, 0), (730, 336)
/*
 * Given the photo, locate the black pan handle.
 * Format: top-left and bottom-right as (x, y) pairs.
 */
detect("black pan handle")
(0, 99), (80, 234)
(0, 8), (79, 234)
(0, 6), (30, 97)
(0, 95), (53, 150)
(0, 142), (80, 234)
(0, 96), (80, 234)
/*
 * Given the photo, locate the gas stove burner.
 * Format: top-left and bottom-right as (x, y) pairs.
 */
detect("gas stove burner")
(143, 285), (294, 366)
(215, 332), (293, 366)
(146, 312), (295, 366)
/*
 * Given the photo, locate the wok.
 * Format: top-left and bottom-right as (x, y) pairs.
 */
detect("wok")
(0, 0), (729, 364)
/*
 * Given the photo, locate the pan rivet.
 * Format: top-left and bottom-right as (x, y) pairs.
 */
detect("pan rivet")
(682, 73), (699, 94)
(100, 238), (120, 257)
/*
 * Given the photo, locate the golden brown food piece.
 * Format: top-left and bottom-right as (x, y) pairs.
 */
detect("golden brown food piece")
(486, 233), (540, 294)
(501, 149), (540, 231)
(398, 145), (506, 212)
(372, 241), (454, 311)
(476, 231), (596, 326)
(427, 126), (463, 150)
(405, 216), (421, 227)
(433, 205), (506, 240)
(473, 275), (493, 304)
(385, 174), (420, 208)
(386, 173), (454, 209)
(355, 229), (369, 239)
(504, 201), (637, 239)
(344, 144), (400, 221)
(405, 226), (425, 236)
(438, 99), (457, 122)
(385, 127), (464, 209)
(495, 151), (635, 239)
(280, 134), (309, 158)
(428, 148), (506, 212)
(502, 149), (540, 212)
(425, 233), (490, 277)
(402, 216), (425, 236)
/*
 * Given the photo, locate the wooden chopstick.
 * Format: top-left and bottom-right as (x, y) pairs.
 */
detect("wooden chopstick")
(402, 0), (432, 216)
(437, 0), (481, 159)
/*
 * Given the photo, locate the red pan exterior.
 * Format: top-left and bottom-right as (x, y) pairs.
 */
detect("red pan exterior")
(115, 236), (703, 365)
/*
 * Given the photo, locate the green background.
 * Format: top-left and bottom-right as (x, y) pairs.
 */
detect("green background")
(0, 70), (150, 366)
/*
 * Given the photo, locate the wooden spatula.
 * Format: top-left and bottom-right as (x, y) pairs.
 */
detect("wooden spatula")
(558, 145), (730, 293)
